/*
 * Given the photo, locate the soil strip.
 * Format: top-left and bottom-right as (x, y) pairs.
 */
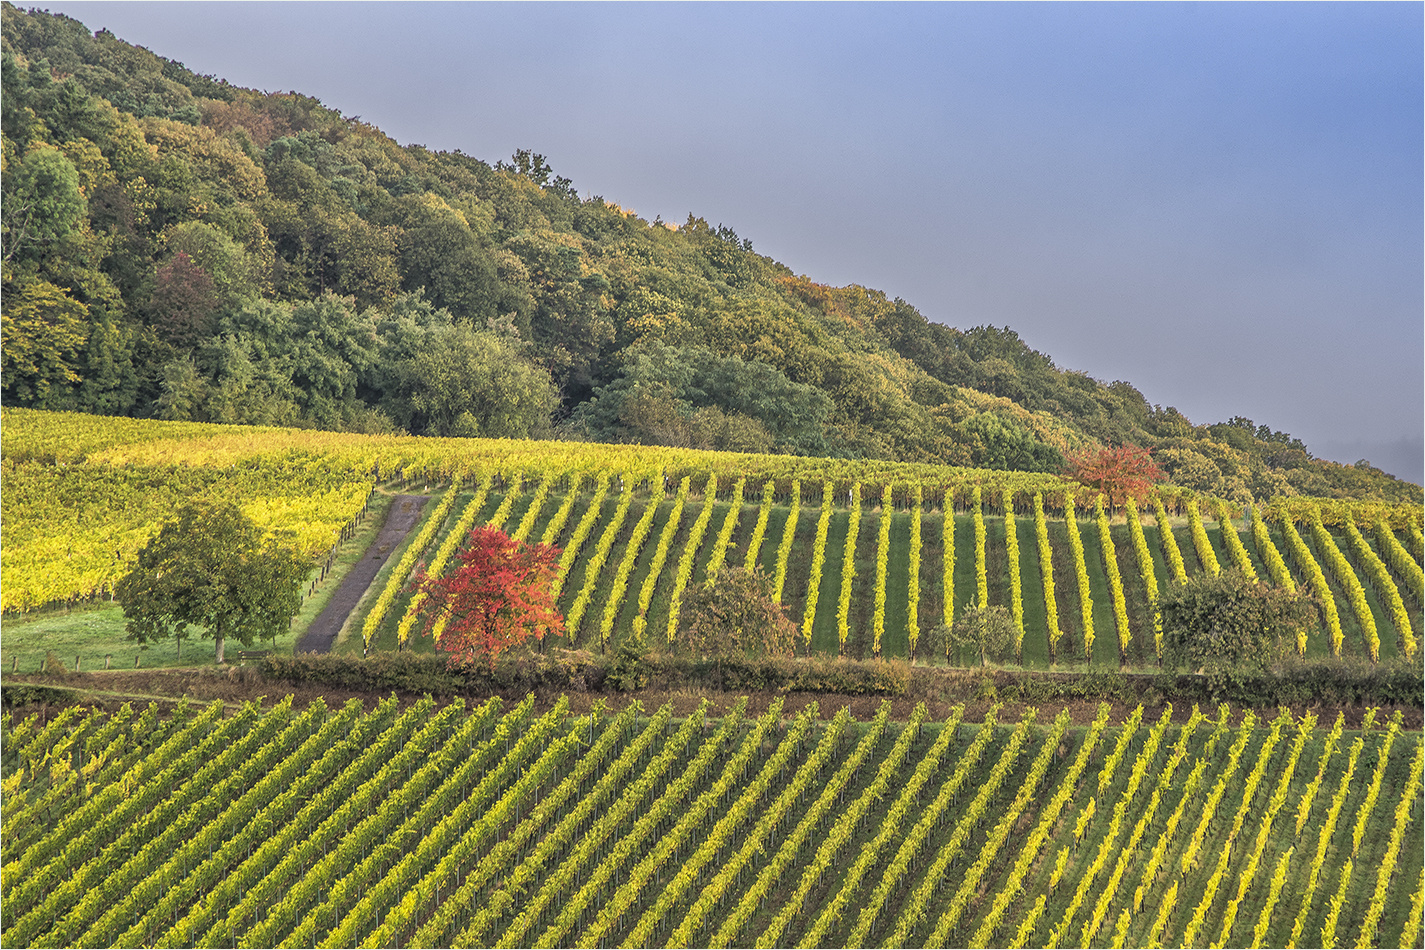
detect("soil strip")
(295, 494), (430, 654)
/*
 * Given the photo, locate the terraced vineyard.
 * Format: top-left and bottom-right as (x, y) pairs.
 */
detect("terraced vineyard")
(2, 697), (1420, 948)
(358, 472), (1422, 667)
(4, 409), (1422, 670)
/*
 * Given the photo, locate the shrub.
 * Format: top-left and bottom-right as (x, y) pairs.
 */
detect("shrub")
(682, 565), (797, 660)
(1157, 568), (1318, 692)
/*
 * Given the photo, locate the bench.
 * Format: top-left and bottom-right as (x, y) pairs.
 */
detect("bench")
(231, 650), (271, 662)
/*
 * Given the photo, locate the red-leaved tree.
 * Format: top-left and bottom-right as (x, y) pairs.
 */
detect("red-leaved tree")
(1064, 444), (1165, 506)
(412, 526), (564, 668)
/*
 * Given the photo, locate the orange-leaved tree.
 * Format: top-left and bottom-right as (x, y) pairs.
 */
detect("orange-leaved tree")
(1064, 444), (1164, 507)
(412, 526), (564, 668)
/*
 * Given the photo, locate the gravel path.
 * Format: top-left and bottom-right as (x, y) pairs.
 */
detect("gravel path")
(296, 494), (430, 654)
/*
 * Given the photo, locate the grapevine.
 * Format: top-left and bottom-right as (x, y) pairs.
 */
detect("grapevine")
(564, 473), (638, 643)
(1213, 498), (1257, 578)
(1279, 513), (1344, 656)
(1064, 492), (1095, 660)
(1151, 494), (1188, 583)
(772, 479), (801, 603)
(872, 482), (892, 655)
(1034, 492), (1062, 659)
(597, 471), (664, 649)
(703, 476), (745, 581)
(1187, 498), (1222, 576)
(942, 485), (956, 630)
(1123, 496), (1162, 658)
(742, 479), (777, 570)
(800, 481), (834, 651)
(835, 483), (861, 653)
(1096, 494), (1132, 662)
(665, 473), (719, 642)
(1005, 496), (1025, 658)
(907, 485), (923, 658)
(1309, 507), (1379, 661)
(630, 476), (689, 640)
(1343, 512), (1417, 658)
(973, 484), (988, 609)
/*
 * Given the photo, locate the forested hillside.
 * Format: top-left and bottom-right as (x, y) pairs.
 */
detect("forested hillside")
(2, 4), (1416, 503)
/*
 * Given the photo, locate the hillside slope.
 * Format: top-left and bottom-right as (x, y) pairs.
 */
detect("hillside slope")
(1, 3), (1417, 503)
(5, 408), (1420, 674)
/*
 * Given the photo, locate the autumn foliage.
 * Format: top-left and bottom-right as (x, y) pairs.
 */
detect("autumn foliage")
(413, 526), (564, 668)
(1063, 444), (1164, 506)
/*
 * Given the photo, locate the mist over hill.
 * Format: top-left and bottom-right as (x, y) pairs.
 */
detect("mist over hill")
(2, 3), (1417, 503)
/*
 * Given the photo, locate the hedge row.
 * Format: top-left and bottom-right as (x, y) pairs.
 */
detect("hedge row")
(256, 651), (1424, 708)
(260, 651), (913, 697)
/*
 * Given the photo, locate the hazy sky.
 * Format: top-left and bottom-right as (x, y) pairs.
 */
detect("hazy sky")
(35, 2), (1425, 483)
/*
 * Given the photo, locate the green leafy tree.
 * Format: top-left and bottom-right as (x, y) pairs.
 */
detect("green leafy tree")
(383, 321), (557, 438)
(2, 143), (85, 263)
(0, 275), (90, 404)
(571, 341), (831, 454)
(114, 500), (309, 663)
(161, 220), (263, 305)
(945, 604), (1017, 667)
(1156, 568), (1318, 689)
(389, 193), (503, 324)
(958, 412), (1064, 473)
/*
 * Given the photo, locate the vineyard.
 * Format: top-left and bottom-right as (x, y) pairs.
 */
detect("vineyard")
(3, 408), (1422, 671)
(1, 697), (1420, 949)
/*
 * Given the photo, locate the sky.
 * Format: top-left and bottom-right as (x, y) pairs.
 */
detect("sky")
(34, 1), (1425, 484)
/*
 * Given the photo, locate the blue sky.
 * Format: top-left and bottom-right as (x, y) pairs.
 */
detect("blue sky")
(36, 1), (1425, 483)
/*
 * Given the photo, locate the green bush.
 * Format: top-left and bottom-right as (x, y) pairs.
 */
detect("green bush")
(1157, 568), (1318, 691)
(681, 566), (797, 660)
(1, 683), (79, 708)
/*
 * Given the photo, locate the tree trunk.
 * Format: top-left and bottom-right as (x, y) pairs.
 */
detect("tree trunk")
(215, 634), (225, 664)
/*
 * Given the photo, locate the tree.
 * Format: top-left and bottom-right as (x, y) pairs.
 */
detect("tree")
(382, 321), (557, 438)
(0, 275), (90, 405)
(1157, 569), (1318, 689)
(147, 251), (219, 348)
(946, 604), (1017, 667)
(2, 143), (85, 263)
(390, 193), (503, 324)
(412, 526), (564, 668)
(570, 341), (832, 455)
(681, 566), (797, 660)
(114, 500), (308, 663)
(959, 412), (1063, 473)
(1064, 443), (1164, 506)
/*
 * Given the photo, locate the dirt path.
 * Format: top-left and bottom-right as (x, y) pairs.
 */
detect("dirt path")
(295, 494), (430, 654)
